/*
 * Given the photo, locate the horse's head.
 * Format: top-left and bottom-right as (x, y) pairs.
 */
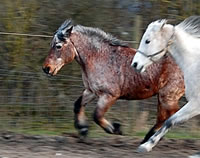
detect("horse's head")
(131, 19), (175, 73)
(43, 20), (77, 76)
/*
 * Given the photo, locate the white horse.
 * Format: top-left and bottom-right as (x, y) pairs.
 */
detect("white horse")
(131, 16), (200, 152)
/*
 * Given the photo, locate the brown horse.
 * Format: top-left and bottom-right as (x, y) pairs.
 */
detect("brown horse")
(42, 20), (184, 144)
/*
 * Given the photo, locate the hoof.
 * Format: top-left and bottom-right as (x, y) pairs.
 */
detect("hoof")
(74, 120), (89, 138)
(112, 122), (123, 135)
(137, 143), (152, 153)
(79, 127), (88, 137)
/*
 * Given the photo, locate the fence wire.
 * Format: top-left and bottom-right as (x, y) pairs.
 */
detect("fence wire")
(0, 32), (199, 138)
(0, 32), (138, 44)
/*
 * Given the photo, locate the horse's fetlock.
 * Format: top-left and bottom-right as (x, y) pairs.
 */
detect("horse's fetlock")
(74, 116), (88, 129)
(74, 120), (89, 137)
(75, 121), (88, 129)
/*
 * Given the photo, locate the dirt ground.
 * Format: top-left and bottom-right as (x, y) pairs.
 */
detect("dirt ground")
(0, 132), (199, 158)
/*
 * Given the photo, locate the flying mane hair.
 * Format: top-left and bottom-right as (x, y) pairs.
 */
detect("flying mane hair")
(177, 16), (200, 38)
(56, 19), (129, 47)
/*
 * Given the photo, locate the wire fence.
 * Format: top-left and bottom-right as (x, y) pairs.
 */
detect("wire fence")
(0, 31), (200, 139)
(0, 31), (138, 44)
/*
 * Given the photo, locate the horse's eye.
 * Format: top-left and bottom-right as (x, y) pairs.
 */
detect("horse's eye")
(145, 39), (150, 44)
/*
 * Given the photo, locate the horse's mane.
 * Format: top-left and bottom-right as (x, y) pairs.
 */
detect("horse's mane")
(177, 16), (200, 38)
(73, 24), (128, 47)
(55, 20), (128, 47)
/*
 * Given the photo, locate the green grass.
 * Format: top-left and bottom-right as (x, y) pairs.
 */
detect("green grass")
(1, 119), (200, 140)
(134, 130), (200, 139)
(3, 126), (200, 141)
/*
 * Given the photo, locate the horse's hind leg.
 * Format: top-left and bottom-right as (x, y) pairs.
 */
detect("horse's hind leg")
(138, 99), (200, 152)
(141, 94), (180, 144)
(93, 94), (122, 135)
(74, 89), (95, 137)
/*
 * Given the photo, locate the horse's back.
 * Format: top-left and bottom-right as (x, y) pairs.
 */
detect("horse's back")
(82, 45), (183, 100)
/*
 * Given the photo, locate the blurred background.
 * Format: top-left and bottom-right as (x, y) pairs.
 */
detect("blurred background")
(0, 0), (200, 138)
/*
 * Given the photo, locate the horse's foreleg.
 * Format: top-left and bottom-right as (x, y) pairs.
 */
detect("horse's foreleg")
(93, 94), (122, 135)
(141, 95), (179, 144)
(138, 99), (200, 153)
(74, 89), (95, 137)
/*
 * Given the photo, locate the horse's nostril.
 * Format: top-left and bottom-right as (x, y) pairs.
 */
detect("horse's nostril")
(43, 66), (50, 74)
(132, 62), (138, 68)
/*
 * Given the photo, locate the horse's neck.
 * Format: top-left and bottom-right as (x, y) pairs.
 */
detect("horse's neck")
(71, 33), (91, 65)
(169, 29), (200, 99)
(169, 29), (200, 73)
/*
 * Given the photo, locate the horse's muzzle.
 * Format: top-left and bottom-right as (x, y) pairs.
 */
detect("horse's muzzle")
(131, 62), (144, 73)
(42, 66), (50, 74)
(131, 62), (138, 69)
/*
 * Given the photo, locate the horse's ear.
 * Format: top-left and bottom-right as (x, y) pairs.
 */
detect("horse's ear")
(67, 26), (73, 35)
(160, 20), (167, 29)
(62, 25), (73, 37)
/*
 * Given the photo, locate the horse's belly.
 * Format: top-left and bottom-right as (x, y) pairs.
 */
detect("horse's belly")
(121, 87), (157, 100)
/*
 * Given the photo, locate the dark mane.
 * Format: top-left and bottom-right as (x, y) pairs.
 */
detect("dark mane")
(73, 24), (129, 47)
(57, 20), (72, 32)
(55, 19), (129, 47)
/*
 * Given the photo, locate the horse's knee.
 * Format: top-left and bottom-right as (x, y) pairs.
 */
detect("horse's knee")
(156, 101), (179, 129)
